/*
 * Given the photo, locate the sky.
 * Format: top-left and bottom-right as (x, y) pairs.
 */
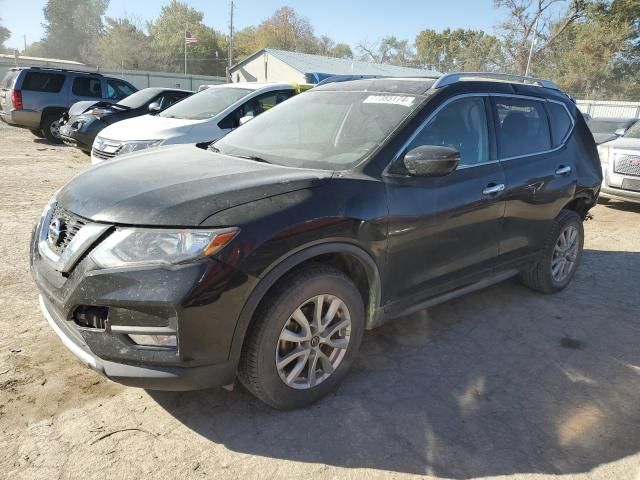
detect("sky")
(2, 0), (505, 51)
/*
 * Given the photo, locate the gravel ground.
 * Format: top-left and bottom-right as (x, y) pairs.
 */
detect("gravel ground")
(1, 121), (639, 480)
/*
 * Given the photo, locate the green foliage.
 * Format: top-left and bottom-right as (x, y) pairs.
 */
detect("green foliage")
(0, 18), (10, 53)
(94, 18), (154, 70)
(357, 37), (414, 65)
(415, 28), (506, 72)
(40, 0), (109, 62)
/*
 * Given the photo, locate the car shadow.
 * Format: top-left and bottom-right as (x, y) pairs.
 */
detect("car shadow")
(600, 200), (640, 213)
(149, 248), (640, 477)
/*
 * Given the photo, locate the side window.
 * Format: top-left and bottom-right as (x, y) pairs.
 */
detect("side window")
(21, 72), (65, 93)
(406, 96), (489, 167)
(547, 102), (573, 147)
(106, 79), (136, 100)
(72, 77), (103, 98)
(494, 97), (551, 158)
(218, 91), (294, 130)
(159, 92), (189, 109)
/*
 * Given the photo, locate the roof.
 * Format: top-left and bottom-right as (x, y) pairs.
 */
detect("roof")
(0, 53), (87, 66)
(211, 81), (295, 91)
(314, 77), (436, 95)
(231, 48), (441, 78)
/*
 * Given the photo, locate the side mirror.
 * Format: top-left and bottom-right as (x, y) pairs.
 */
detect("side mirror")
(403, 145), (460, 177)
(615, 127), (626, 137)
(239, 114), (254, 126)
(148, 101), (162, 114)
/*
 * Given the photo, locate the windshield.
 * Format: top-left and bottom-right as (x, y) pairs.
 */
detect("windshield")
(116, 89), (163, 109)
(159, 87), (250, 120)
(623, 121), (640, 138)
(588, 119), (634, 135)
(214, 90), (422, 170)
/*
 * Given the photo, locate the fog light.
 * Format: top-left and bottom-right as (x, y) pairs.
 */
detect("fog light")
(128, 334), (177, 347)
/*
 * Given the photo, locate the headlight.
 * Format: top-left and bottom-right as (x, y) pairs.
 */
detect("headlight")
(118, 139), (164, 155)
(91, 228), (239, 268)
(597, 145), (610, 164)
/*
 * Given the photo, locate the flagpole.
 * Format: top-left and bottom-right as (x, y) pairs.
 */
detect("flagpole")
(524, 16), (539, 77)
(184, 29), (187, 75)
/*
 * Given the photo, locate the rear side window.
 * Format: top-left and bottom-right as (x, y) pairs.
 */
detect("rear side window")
(72, 77), (102, 98)
(21, 72), (66, 93)
(494, 97), (551, 159)
(547, 102), (573, 147)
(2, 70), (19, 89)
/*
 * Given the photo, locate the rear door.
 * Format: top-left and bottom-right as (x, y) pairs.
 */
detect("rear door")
(492, 95), (576, 262)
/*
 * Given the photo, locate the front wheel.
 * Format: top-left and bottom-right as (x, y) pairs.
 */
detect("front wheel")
(238, 265), (364, 409)
(521, 210), (584, 294)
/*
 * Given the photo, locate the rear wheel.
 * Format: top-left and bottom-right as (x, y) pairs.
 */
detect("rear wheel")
(521, 210), (584, 294)
(238, 265), (364, 409)
(29, 128), (45, 138)
(41, 113), (64, 144)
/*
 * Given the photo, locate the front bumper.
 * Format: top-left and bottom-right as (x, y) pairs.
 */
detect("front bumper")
(601, 159), (640, 204)
(60, 119), (101, 152)
(30, 212), (253, 391)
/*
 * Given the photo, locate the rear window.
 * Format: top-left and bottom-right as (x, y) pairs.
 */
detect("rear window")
(547, 102), (573, 147)
(1, 70), (19, 89)
(21, 72), (66, 93)
(494, 97), (551, 159)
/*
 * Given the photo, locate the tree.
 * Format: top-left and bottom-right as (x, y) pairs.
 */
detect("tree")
(147, 0), (227, 76)
(93, 17), (153, 70)
(251, 6), (319, 54)
(317, 35), (335, 56)
(40, 0), (109, 62)
(415, 28), (506, 72)
(0, 18), (10, 53)
(357, 36), (414, 65)
(330, 43), (353, 59)
(494, 0), (587, 74)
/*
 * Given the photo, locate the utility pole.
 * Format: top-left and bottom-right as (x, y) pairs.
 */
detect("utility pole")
(184, 29), (188, 75)
(525, 16), (540, 77)
(23, 35), (27, 54)
(228, 1), (234, 81)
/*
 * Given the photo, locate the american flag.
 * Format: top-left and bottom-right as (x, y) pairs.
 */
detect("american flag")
(185, 31), (198, 45)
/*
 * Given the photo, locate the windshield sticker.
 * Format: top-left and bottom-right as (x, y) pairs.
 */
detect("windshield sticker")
(363, 95), (415, 107)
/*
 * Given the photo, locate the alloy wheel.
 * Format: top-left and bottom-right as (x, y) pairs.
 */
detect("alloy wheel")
(275, 294), (351, 390)
(551, 225), (579, 282)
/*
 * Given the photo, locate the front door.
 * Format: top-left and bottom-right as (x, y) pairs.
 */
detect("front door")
(384, 95), (506, 314)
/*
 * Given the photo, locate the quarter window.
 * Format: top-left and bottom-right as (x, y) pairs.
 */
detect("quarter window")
(72, 77), (102, 98)
(21, 72), (65, 93)
(494, 97), (551, 158)
(406, 96), (489, 167)
(547, 102), (572, 147)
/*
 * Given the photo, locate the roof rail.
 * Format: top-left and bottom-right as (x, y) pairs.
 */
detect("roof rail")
(432, 72), (558, 90)
(27, 66), (103, 76)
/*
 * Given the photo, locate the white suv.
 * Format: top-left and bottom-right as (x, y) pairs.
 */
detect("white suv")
(91, 82), (297, 164)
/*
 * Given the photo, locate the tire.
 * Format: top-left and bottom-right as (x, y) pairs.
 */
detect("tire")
(29, 128), (45, 138)
(238, 264), (365, 409)
(41, 113), (64, 144)
(598, 196), (610, 204)
(521, 210), (584, 294)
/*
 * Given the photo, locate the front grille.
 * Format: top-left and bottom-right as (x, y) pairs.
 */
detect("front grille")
(614, 153), (640, 177)
(92, 147), (118, 161)
(46, 206), (87, 255)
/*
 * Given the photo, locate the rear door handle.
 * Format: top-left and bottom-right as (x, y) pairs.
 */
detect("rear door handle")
(482, 183), (505, 195)
(555, 165), (572, 176)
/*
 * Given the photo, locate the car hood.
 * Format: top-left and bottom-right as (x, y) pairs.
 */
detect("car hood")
(57, 145), (332, 226)
(98, 114), (203, 142)
(593, 133), (618, 145)
(607, 137), (640, 150)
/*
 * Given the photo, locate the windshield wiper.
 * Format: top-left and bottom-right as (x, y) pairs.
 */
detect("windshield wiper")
(228, 153), (271, 164)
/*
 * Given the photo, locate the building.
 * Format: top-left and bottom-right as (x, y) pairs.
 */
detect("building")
(229, 48), (441, 84)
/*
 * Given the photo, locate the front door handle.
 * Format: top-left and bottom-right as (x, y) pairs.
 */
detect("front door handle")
(555, 165), (572, 176)
(482, 183), (505, 195)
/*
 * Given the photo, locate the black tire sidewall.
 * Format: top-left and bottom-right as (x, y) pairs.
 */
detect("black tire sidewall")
(42, 114), (63, 143)
(253, 272), (364, 409)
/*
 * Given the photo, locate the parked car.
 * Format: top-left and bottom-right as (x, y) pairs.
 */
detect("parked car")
(587, 117), (637, 144)
(90, 82), (298, 164)
(59, 88), (193, 154)
(0, 66), (137, 143)
(598, 120), (640, 204)
(31, 73), (601, 409)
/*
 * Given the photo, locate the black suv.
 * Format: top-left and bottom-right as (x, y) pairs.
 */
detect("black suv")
(30, 73), (602, 409)
(1, 67), (137, 142)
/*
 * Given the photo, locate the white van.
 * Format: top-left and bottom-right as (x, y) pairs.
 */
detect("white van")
(91, 82), (297, 164)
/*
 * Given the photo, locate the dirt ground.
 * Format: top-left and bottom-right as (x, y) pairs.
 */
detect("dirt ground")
(1, 121), (640, 480)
